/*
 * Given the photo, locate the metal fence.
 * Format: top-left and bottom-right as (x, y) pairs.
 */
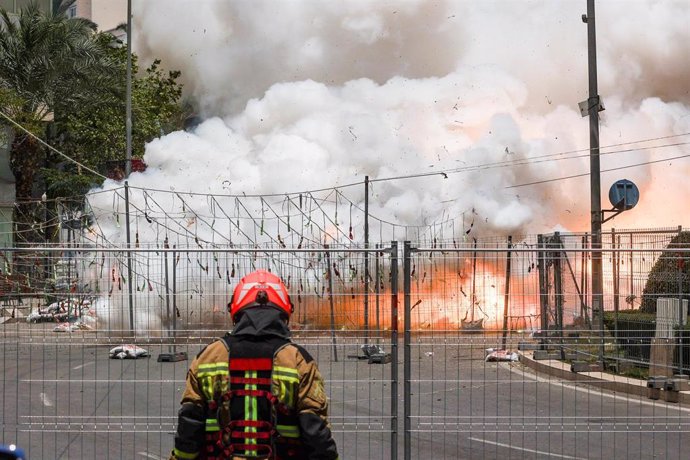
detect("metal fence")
(402, 240), (690, 460)
(2, 234), (690, 459)
(0, 245), (399, 460)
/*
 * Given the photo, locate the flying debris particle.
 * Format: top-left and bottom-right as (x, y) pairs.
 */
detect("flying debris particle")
(348, 126), (357, 140)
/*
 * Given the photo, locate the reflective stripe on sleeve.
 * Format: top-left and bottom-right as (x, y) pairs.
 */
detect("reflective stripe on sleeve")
(273, 366), (299, 383)
(276, 424), (300, 438)
(197, 362), (228, 376)
(205, 418), (220, 432)
(173, 447), (199, 459)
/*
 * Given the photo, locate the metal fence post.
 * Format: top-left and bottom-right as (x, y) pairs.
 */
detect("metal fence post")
(390, 241), (399, 460)
(324, 244), (338, 362)
(124, 181), (135, 335)
(403, 241), (411, 460)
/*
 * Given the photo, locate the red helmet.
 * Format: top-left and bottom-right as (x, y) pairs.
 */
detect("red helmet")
(229, 270), (293, 322)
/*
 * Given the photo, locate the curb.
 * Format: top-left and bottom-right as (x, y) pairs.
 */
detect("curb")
(518, 351), (690, 404)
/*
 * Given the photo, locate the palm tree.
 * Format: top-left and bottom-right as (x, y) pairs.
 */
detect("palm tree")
(0, 0), (116, 245)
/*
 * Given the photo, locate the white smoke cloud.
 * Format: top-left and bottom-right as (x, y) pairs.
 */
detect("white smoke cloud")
(85, 0), (690, 332)
(112, 0), (689, 240)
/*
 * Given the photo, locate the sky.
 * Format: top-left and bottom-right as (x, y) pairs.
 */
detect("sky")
(90, 0), (690, 244)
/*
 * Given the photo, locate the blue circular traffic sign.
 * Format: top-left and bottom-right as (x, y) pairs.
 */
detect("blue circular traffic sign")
(608, 179), (639, 210)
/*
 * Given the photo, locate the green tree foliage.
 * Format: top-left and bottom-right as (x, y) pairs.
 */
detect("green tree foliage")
(640, 231), (690, 313)
(1, 1), (185, 242)
(0, 0), (118, 242)
(48, 44), (185, 197)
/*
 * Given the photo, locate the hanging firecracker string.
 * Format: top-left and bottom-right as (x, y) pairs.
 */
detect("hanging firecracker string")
(349, 203), (353, 240)
(287, 196), (291, 232)
(334, 190), (338, 227)
(197, 259), (208, 273)
(260, 198), (265, 235)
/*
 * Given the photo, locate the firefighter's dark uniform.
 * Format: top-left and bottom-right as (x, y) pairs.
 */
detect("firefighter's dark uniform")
(170, 307), (339, 460)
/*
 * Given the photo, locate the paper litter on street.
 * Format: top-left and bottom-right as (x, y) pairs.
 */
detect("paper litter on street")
(109, 345), (151, 359)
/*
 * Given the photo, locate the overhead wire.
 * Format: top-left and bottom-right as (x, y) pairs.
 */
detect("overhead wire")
(0, 108), (108, 180)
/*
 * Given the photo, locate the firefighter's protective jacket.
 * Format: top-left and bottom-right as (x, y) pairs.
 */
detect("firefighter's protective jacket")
(170, 307), (339, 460)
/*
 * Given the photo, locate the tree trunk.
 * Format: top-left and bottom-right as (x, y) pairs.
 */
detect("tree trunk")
(9, 131), (45, 280)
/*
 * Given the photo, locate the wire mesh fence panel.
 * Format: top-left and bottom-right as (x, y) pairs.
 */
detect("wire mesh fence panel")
(403, 241), (690, 460)
(0, 245), (398, 460)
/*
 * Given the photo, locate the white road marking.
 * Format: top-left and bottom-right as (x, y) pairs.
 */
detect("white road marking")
(39, 393), (53, 407)
(137, 452), (163, 460)
(73, 361), (95, 370)
(469, 436), (588, 459)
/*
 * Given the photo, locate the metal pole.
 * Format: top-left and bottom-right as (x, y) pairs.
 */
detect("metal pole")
(678, 247), (684, 375)
(324, 245), (338, 362)
(389, 241), (399, 460)
(470, 238), (478, 323)
(554, 233), (564, 336)
(172, 249), (177, 354)
(124, 181), (135, 335)
(364, 175), (370, 344)
(538, 234), (548, 331)
(125, 0), (133, 176)
(403, 241), (411, 460)
(163, 243), (171, 351)
(612, 229), (619, 347)
(375, 243), (381, 343)
(585, 0), (605, 363)
(502, 236), (512, 349)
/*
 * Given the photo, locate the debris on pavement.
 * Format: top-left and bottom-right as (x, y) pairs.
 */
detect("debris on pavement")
(27, 299), (93, 324)
(53, 320), (93, 333)
(484, 348), (519, 362)
(361, 344), (391, 364)
(109, 345), (151, 359)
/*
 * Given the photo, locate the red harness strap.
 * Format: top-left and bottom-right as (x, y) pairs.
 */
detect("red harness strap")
(230, 376), (272, 386)
(228, 357), (272, 371)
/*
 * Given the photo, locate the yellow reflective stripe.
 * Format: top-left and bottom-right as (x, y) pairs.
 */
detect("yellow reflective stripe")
(173, 447), (199, 459)
(244, 370), (258, 455)
(276, 424), (300, 438)
(197, 363), (228, 375)
(273, 366), (298, 378)
(273, 367), (298, 407)
(205, 418), (220, 432)
(197, 369), (228, 378)
(197, 362), (228, 371)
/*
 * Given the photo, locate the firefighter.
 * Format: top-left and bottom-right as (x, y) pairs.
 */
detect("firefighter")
(170, 269), (339, 460)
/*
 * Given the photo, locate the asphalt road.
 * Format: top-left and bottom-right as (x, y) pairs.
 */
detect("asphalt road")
(1, 325), (688, 459)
